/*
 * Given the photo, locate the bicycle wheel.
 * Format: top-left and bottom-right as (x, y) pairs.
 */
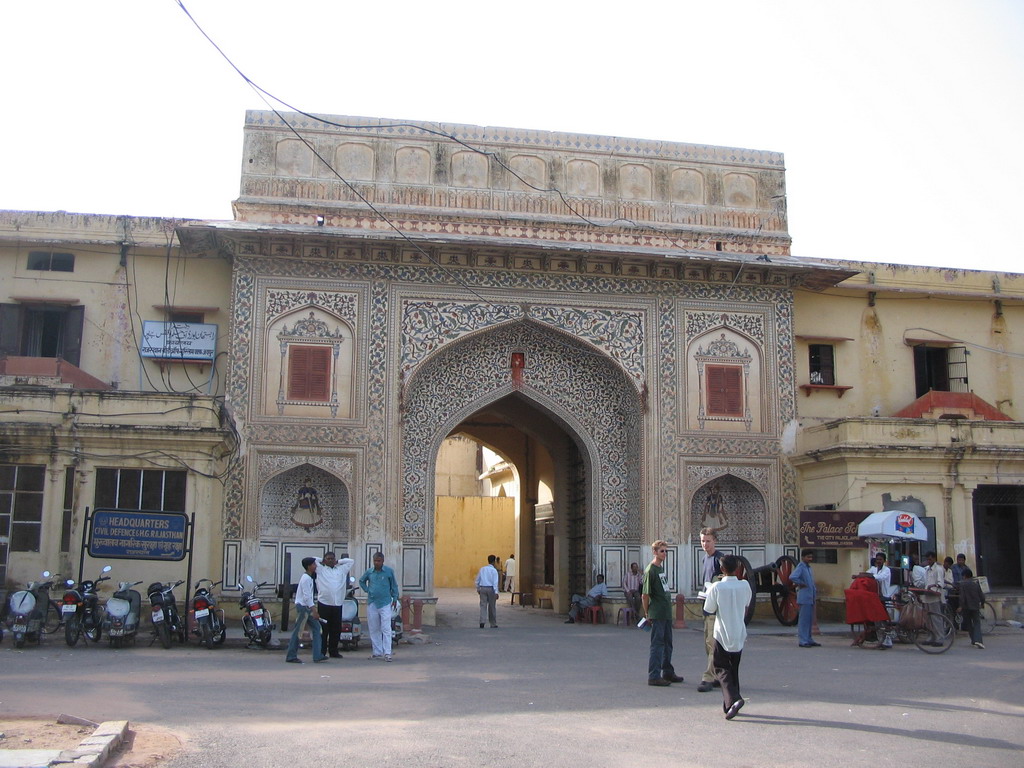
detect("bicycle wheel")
(981, 603), (996, 634)
(913, 613), (955, 654)
(43, 600), (63, 634)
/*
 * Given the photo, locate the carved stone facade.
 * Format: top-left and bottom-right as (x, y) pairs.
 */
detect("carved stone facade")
(178, 112), (852, 596)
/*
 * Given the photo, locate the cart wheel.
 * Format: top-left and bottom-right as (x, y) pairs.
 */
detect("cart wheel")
(770, 556), (800, 626)
(733, 556), (757, 625)
(913, 613), (955, 654)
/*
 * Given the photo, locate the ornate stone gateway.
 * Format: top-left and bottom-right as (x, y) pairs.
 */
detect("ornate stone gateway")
(400, 314), (644, 600)
(178, 111), (854, 608)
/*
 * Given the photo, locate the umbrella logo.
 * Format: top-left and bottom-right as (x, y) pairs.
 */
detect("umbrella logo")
(895, 513), (915, 534)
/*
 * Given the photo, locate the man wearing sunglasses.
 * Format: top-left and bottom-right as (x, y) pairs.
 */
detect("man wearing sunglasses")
(642, 540), (685, 687)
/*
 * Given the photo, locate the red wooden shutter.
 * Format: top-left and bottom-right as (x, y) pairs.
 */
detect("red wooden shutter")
(288, 346), (331, 401)
(706, 365), (742, 416)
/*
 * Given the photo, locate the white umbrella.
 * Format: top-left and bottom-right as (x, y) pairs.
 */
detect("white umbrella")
(857, 510), (928, 541)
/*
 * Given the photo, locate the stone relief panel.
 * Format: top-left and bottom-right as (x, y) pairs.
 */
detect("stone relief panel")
(619, 164), (653, 200)
(259, 462), (350, 539)
(508, 155), (547, 191)
(566, 159), (600, 196)
(671, 168), (705, 204)
(335, 142), (374, 181)
(401, 321), (643, 544)
(395, 146), (431, 184)
(451, 151), (489, 188)
(687, 468), (768, 544)
(275, 138), (314, 177)
(724, 172), (757, 208)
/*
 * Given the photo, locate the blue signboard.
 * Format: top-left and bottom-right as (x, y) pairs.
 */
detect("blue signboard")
(88, 509), (189, 561)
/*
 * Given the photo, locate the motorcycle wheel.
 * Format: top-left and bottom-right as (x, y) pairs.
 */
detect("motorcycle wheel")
(201, 621), (214, 649)
(259, 629), (272, 648)
(213, 624), (226, 646)
(14, 631), (26, 649)
(65, 617), (82, 647)
(111, 636), (123, 649)
(156, 620), (172, 649)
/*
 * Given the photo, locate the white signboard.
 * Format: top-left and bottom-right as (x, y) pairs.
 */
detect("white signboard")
(141, 322), (217, 361)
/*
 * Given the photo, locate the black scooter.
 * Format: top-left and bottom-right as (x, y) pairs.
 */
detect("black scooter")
(237, 576), (275, 648)
(148, 579), (187, 649)
(62, 565), (112, 646)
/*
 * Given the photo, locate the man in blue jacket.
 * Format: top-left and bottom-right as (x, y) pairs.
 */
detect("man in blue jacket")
(359, 552), (400, 661)
(790, 549), (820, 647)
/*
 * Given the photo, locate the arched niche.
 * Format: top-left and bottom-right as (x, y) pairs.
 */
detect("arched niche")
(275, 138), (314, 177)
(260, 462), (350, 539)
(724, 172), (757, 208)
(691, 474), (767, 544)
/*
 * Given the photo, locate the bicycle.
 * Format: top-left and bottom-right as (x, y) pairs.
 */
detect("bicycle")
(857, 588), (955, 654)
(943, 596), (996, 635)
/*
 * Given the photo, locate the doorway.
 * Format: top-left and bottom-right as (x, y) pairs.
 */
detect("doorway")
(973, 485), (1024, 587)
(401, 319), (643, 609)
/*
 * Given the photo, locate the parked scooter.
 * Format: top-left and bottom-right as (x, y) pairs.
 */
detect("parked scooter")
(5, 571), (58, 649)
(189, 578), (226, 649)
(62, 565), (112, 646)
(340, 575), (361, 651)
(148, 579), (187, 649)
(237, 576), (275, 648)
(103, 580), (143, 648)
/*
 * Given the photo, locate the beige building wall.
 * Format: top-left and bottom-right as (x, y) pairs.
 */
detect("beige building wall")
(0, 212), (234, 590)
(433, 496), (515, 587)
(792, 262), (1024, 604)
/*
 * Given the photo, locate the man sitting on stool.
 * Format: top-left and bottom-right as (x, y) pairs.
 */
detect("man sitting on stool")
(566, 575), (609, 623)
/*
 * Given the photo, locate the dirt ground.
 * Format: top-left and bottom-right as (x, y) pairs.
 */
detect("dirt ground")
(0, 718), (182, 768)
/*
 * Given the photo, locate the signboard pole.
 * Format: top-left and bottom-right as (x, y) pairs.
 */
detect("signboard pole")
(78, 506), (92, 585)
(185, 512), (196, 598)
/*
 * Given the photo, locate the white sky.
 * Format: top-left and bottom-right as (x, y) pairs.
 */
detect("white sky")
(2, 0), (1022, 272)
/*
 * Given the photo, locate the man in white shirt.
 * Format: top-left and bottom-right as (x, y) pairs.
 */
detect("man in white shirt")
(703, 554), (753, 720)
(475, 554), (500, 629)
(565, 575), (610, 623)
(503, 554), (517, 593)
(315, 552), (355, 658)
(867, 553), (898, 598)
(286, 557), (327, 664)
(922, 551), (946, 644)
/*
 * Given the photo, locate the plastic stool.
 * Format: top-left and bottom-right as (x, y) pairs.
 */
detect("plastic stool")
(584, 605), (604, 624)
(617, 606), (637, 627)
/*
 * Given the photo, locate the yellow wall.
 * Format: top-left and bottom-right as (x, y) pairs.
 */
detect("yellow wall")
(434, 496), (515, 587)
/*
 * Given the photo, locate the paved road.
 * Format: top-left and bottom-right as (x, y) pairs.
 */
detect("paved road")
(2, 589), (1022, 768)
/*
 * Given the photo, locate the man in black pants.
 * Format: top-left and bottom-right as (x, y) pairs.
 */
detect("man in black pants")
(703, 554), (753, 720)
(315, 552), (355, 658)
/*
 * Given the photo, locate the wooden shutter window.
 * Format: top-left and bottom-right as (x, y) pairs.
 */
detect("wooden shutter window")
(288, 346), (331, 401)
(706, 365), (743, 416)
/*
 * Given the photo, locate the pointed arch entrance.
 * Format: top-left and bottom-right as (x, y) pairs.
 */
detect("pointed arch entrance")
(401, 320), (644, 609)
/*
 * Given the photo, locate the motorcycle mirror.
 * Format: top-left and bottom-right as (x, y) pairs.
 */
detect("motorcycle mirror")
(42, 570), (51, 578)
(246, 575), (254, 583)
(66, 579), (75, 587)
(102, 565), (112, 573)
